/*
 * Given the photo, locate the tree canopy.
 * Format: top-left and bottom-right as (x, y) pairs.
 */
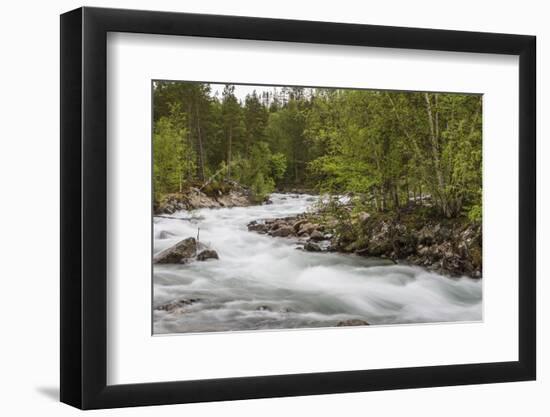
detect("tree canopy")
(153, 81), (482, 219)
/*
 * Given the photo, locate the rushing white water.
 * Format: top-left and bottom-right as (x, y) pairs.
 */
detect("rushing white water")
(153, 193), (482, 334)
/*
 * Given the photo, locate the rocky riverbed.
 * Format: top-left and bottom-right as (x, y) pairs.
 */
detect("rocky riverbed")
(155, 181), (254, 214)
(247, 203), (482, 278)
(153, 193), (482, 334)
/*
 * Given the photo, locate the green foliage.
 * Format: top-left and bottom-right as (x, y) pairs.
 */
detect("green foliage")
(270, 153), (287, 180)
(305, 90), (482, 218)
(315, 197), (356, 247)
(230, 141), (278, 201)
(467, 204), (482, 223)
(202, 180), (232, 197)
(152, 104), (193, 202)
(153, 81), (482, 222)
(250, 171), (275, 203)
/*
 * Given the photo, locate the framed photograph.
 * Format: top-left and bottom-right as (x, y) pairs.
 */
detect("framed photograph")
(60, 6), (536, 409)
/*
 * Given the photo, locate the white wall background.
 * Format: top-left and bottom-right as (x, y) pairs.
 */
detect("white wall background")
(0, 0), (545, 415)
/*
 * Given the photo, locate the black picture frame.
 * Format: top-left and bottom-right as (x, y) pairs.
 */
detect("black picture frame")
(60, 6), (536, 410)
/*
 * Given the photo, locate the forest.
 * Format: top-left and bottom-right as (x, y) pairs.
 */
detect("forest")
(153, 81), (482, 221)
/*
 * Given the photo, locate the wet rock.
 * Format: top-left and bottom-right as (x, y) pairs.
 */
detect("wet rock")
(417, 245), (430, 256)
(293, 219), (308, 232)
(367, 241), (392, 257)
(270, 225), (294, 237)
(304, 242), (322, 252)
(418, 227), (435, 245)
(188, 190), (221, 209)
(153, 237), (197, 264)
(309, 230), (324, 241)
(318, 240), (334, 251)
(197, 249), (219, 261)
(246, 204), (482, 278)
(248, 221), (269, 233)
(216, 191), (250, 208)
(355, 247), (370, 256)
(156, 298), (201, 312)
(336, 319), (370, 326)
(298, 223), (316, 236)
(155, 182), (254, 214)
(270, 221), (281, 231)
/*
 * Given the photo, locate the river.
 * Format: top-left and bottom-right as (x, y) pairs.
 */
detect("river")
(153, 193), (482, 334)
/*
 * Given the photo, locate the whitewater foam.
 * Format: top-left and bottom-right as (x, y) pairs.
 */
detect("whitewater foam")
(153, 193), (482, 334)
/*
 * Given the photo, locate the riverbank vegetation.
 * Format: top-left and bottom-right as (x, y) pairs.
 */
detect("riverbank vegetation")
(153, 81), (481, 219)
(248, 200), (482, 277)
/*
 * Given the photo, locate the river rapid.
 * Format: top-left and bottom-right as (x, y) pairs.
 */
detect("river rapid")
(153, 193), (482, 334)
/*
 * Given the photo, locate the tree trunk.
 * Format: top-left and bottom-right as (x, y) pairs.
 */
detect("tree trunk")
(226, 126), (232, 179)
(424, 93), (448, 216)
(373, 189), (379, 211)
(187, 104), (193, 181)
(392, 185), (400, 209)
(294, 147), (299, 183)
(195, 107), (206, 182)
(386, 93), (423, 160)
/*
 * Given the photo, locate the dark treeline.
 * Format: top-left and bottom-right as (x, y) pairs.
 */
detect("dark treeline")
(153, 82), (482, 220)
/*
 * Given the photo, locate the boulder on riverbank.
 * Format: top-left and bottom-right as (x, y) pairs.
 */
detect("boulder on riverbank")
(153, 237), (219, 264)
(247, 205), (482, 278)
(343, 211), (482, 278)
(155, 181), (254, 214)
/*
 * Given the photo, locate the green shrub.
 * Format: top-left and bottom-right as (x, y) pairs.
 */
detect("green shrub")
(467, 204), (482, 223)
(250, 172), (275, 203)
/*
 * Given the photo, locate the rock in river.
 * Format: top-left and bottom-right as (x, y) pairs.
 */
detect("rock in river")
(336, 319), (370, 326)
(197, 249), (219, 261)
(309, 230), (325, 241)
(304, 242), (322, 252)
(292, 218), (308, 232)
(154, 237), (219, 263)
(298, 223), (316, 236)
(155, 298), (202, 313)
(153, 237), (198, 264)
(247, 220), (269, 234)
(270, 225), (294, 237)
